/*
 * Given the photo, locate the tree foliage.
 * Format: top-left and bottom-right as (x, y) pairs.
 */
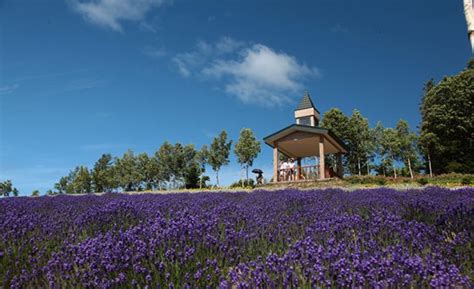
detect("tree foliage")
(0, 180), (19, 197)
(234, 128), (261, 182)
(419, 61), (474, 174)
(92, 154), (115, 193)
(208, 131), (232, 186)
(395, 120), (419, 179)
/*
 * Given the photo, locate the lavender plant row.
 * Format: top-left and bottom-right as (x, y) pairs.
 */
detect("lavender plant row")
(1, 187), (473, 288)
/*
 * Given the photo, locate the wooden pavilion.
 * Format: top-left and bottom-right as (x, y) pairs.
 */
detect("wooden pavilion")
(263, 92), (348, 183)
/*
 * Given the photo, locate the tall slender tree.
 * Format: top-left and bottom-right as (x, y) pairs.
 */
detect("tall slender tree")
(72, 166), (92, 194)
(234, 128), (261, 183)
(379, 127), (401, 178)
(155, 142), (174, 189)
(114, 150), (141, 192)
(396, 120), (418, 179)
(92, 154), (115, 193)
(347, 110), (372, 176)
(208, 130), (232, 186)
(196, 145), (209, 189)
(320, 108), (350, 173)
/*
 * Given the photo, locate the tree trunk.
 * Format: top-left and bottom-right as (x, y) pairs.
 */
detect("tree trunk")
(428, 154), (433, 178)
(199, 167), (203, 189)
(407, 158), (414, 179)
(367, 160), (370, 175)
(358, 158), (361, 176)
(392, 158), (397, 178)
(216, 170), (219, 187)
(246, 165), (249, 183)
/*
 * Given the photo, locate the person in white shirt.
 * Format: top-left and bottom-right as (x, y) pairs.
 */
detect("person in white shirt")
(288, 159), (295, 181)
(279, 161), (287, 181)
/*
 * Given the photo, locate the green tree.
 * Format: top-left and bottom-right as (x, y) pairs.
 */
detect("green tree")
(92, 154), (115, 193)
(196, 145), (209, 189)
(155, 142), (174, 189)
(181, 144), (201, 189)
(55, 175), (74, 194)
(234, 128), (261, 182)
(420, 61), (474, 174)
(379, 127), (401, 178)
(12, 188), (19, 197)
(320, 108), (350, 141)
(72, 166), (92, 194)
(137, 152), (161, 190)
(320, 108), (350, 174)
(396, 119), (418, 179)
(347, 110), (372, 176)
(208, 130), (232, 186)
(0, 180), (17, 197)
(418, 132), (439, 177)
(114, 150), (141, 191)
(31, 190), (40, 197)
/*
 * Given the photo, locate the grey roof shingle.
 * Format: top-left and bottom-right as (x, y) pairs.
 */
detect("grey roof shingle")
(296, 91), (315, 110)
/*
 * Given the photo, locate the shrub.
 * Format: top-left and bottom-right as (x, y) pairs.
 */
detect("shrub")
(461, 176), (472, 185)
(417, 178), (429, 186)
(345, 176), (387, 185)
(229, 179), (255, 188)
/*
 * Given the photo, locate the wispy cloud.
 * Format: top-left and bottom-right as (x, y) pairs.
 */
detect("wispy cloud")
(139, 21), (159, 33)
(142, 45), (167, 58)
(330, 24), (349, 34)
(173, 37), (319, 106)
(173, 37), (244, 78)
(63, 78), (105, 92)
(0, 84), (19, 95)
(70, 0), (170, 32)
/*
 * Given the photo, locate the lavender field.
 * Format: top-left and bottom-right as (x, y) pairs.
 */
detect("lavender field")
(1, 187), (473, 288)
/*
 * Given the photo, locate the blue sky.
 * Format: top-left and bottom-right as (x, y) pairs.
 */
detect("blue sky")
(0, 0), (471, 195)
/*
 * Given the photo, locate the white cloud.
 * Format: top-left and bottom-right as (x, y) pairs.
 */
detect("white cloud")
(215, 37), (244, 54)
(0, 84), (19, 95)
(71, 0), (169, 32)
(174, 38), (319, 106)
(172, 37), (244, 78)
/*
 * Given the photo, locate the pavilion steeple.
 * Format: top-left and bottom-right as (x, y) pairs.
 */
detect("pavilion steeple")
(294, 91), (320, 126)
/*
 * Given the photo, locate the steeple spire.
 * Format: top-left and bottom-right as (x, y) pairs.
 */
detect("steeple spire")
(296, 91), (315, 111)
(294, 91), (320, 126)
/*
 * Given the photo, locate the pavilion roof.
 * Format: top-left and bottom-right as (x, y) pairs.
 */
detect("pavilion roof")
(263, 124), (349, 156)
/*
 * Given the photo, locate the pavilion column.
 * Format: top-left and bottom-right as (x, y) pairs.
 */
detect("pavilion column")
(319, 136), (325, 180)
(296, 158), (302, 180)
(336, 153), (343, 178)
(273, 143), (279, 183)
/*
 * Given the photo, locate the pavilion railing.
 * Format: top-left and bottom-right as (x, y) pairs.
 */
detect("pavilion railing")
(277, 165), (320, 182)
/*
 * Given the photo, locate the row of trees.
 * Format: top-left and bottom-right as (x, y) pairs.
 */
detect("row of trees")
(321, 109), (419, 178)
(50, 129), (260, 194)
(321, 60), (473, 177)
